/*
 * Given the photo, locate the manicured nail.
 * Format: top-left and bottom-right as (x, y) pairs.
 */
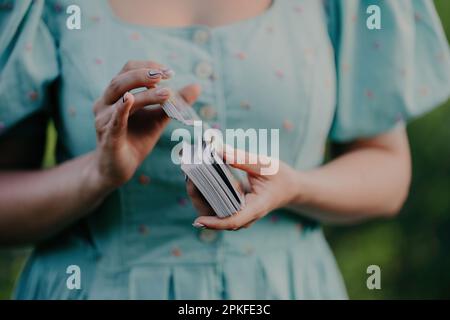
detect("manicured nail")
(148, 69), (163, 78)
(122, 92), (128, 103)
(161, 67), (175, 79)
(155, 87), (170, 97)
(192, 222), (206, 229)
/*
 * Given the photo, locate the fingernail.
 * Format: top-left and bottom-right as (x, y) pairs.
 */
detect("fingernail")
(148, 69), (163, 78)
(192, 222), (206, 229)
(122, 92), (128, 103)
(161, 67), (175, 79)
(155, 87), (170, 97)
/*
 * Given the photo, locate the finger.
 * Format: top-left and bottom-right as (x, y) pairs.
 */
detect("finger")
(178, 84), (202, 105)
(108, 92), (134, 137)
(193, 212), (254, 231)
(130, 87), (171, 113)
(104, 68), (165, 105)
(120, 60), (160, 73)
(194, 193), (267, 230)
(220, 145), (274, 176)
(186, 180), (215, 216)
(120, 60), (175, 79)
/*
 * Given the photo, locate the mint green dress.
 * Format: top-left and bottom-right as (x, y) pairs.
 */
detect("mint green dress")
(1, 0), (449, 299)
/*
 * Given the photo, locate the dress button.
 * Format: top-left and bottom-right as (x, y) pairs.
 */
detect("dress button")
(195, 61), (214, 79)
(199, 229), (218, 243)
(193, 29), (210, 45)
(199, 105), (217, 120)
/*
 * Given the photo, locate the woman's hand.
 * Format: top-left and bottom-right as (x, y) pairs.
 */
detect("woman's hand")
(92, 60), (201, 190)
(189, 147), (301, 230)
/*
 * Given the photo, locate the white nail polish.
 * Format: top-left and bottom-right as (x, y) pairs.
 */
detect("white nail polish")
(192, 222), (205, 229)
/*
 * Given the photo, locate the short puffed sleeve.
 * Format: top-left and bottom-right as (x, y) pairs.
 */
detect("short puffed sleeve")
(326, 0), (450, 142)
(0, 0), (59, 135)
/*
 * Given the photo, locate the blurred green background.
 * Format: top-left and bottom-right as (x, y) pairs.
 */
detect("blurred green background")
(1, 0), (450, 300)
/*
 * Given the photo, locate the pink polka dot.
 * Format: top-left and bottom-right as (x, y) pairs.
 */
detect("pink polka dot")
(234, 52), (247, 60)
(90, 15), (101, 23)
(240, 100), (251, 110)
(244, 246), (254, 255)
(395, 113), (404, 123)
(168, 52), (178, 60)
(266, 26), (274, 34)
(24, 43), (33, 52)
(177, 197), (188, 207)
(372, 41), (381, 50)
(270, 215), (279, 223)
(130, 32), (141, 41)
(68, 106), (76, 117)
(28, 91), (38, 101)
(94, 58), (103, 65)
(53, 2), (63, 13)
(341, 63), (350, 73)
(275, 69), (285, 79)
(138, 224), (150, 236)
(0, 121), (5, 133)
(211, 123), (221, 130)
(139, 174), (151, 185)
(283, 120), (294, 131)
(293, 5), (303, 13)
(436, 52), (445, 63)
(365, 89), (374, 99)
(414, 12), (422, 22)
(171, 247), (182, 257)
(419, 86), (430, 96)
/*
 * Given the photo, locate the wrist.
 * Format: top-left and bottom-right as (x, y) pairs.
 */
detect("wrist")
(287, 168), (313, 207)
(82, 151), (117, 199)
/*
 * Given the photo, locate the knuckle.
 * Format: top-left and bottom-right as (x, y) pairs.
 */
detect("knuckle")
(108, 77), (121, 94)
(92, 98), (103, 114)
(123, 60), (135, 71)
(94, 118), (104, 133)
(228, 221), (240, 230)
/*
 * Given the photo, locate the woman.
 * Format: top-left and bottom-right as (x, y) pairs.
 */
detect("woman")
(0, 0), (449, 299)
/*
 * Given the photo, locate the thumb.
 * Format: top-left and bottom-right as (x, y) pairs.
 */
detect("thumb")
(220, 144), (272, 176)
(109, 92), (134, 137)
(178, 83), (202, 105)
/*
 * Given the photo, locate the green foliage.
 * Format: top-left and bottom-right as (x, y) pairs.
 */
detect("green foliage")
(1, 0), (449, 300)
(325, 0), (450, 299)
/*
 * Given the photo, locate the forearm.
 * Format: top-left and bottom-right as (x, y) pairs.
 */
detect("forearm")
(289, 134), (411, 224)
(0, 151), (112, 245)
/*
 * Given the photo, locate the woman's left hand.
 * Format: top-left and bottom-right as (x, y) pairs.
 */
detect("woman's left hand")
(188, 147), (301, 230)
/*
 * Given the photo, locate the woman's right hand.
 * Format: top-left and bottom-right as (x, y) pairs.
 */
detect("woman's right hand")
(92, 60), (201, 190)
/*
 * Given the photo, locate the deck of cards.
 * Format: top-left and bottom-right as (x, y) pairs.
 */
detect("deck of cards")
(161, 89), (201, 125)
(161, 89), (245, 217)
